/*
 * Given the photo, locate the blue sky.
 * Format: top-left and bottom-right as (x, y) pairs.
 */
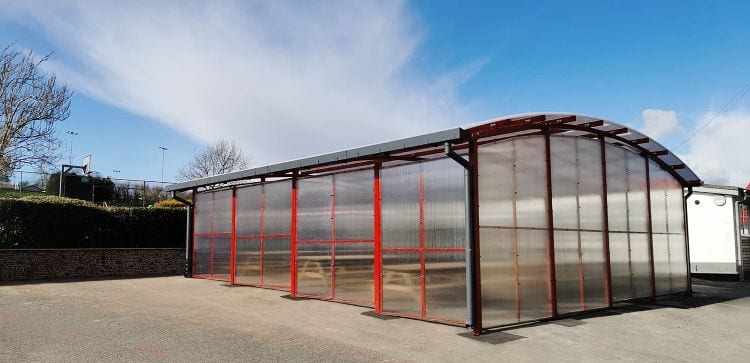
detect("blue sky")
(1, 1), (749, 185)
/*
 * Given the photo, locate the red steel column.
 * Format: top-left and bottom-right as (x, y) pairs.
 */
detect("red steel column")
(191, 188), (197, 277)
(231, 187), (237, 285)
(645, 157), (657, 298)
(599, 137), (613, 307)
(544, 130), (558, 318)
(469, 139), (483, 335)
(373, 163), (383, 313)
(210, 192), (215, 276)
(419, 164), (426, 318)
(291, 174), (299, 296)
(331, 176), (336, 299)
(260, 182), (265, 285)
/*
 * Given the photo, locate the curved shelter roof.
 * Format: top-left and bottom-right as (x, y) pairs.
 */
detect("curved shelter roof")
(167, 112), (701, 192)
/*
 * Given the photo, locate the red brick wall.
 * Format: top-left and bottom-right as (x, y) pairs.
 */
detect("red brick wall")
(0, 248), (185, 281)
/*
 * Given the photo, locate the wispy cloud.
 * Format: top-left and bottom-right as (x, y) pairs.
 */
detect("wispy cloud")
(641, 109), (680, 140)
(680, 109), (750, 187)
(0, 0), (485, 164)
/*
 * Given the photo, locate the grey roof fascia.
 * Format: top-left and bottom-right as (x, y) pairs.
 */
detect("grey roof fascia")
(167, 127), (466, 192)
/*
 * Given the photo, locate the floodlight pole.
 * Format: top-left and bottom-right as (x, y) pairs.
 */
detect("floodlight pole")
(159, 146), (168, 186)
(66, 131), (78, 165)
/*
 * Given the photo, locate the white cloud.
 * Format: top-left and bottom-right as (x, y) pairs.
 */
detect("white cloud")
(0, 0), (485, 165)
(641, 109), (680, 140)
(680, 110), (750, 187)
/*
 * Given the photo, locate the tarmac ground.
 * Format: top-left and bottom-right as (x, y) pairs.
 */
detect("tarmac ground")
(1, 276), (749, 362)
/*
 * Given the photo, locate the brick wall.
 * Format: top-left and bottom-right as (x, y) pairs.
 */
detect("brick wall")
(0, 248), (185, 281)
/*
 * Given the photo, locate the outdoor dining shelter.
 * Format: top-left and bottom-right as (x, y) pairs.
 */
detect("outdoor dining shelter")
(166, 112), (701, 335)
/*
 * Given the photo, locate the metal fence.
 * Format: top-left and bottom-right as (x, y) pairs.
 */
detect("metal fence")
(3, 170), (176, 206)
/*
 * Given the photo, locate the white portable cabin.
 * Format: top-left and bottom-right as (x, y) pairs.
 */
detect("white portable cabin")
(686, 184), (750, 279)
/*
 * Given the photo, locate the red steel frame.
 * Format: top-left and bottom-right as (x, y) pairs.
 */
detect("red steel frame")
(378, 162), (467, 325)
(294, 173), (376, 306)
(291, 175), (298, 296)
(373, 163), (383, 313)
(233, 181), (292, 290)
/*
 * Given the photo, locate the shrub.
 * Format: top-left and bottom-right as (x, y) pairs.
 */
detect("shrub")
(0, 197), (186, 249)
(154, 199), (188, 209)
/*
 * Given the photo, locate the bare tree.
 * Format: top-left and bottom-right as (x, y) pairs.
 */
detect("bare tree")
(0, 44), (71, 176)
(177, 139), (251, 181)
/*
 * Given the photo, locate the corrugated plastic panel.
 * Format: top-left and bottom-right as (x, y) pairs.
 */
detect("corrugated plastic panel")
(333, 242), (374, 303)
(236, 185), (261, 236)
(263, 180), (292, 236)
(212, 235), (232, 278)
(382, 252), (421, 316)
(649, 163), (669, 234)
(477, 141), (515, 228)
(653, 233), (671, 295)
(262, 237), (291, 287)
(334, 169), (374, 241)
(213, 189), (233, 233)
(297, 242), (331, 296)
(194, 192), (212, 234)
(629, 232), (652, 298)
(578, 138), (603, 231)
(627, 153), (649, 233)
(381, 163), (420, 248)
(609, 232), (632, 301)
(555, 230), (582, 314)
(425, 251), (466, 322)
(479, 227), (517, 326)
(606, 146), (628, 232)
(297, 176), (333, 241)
(669, 233), (689, 291)
(515, 138), (548, 229)
(581, 231), (607, 309)
(194, 236), (211, 275)
(234, 238), (261, 285)
(551, 137), (579, 230)
(423, 158), (466, 249)
(517, 229), (550, 321)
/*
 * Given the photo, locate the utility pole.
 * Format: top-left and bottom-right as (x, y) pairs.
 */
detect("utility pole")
(66, 131), (78, 164)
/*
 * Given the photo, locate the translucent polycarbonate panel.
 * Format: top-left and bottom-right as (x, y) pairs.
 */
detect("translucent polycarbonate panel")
(334, 169), (373, 241)
(297, 243), (331, 297)
(212, 236), (232, 278)
(480, 227), (517, 326)
(609, 232), (632, 301)
(234, 239), (261, 284)
(550, 137), (579, 230)
(194, 192), (212, 234)
(382, 252), (421, 317)
(626, 153), (649, 233)
(212, 190), (234, 233)
(262, 237), (291, 287)
(577, 139), (604, 231)
(193, 236), (211, 275)
(423, 158), (466, 249)
(381, 163), (420, 248)
(515, 138), (548, 229)
(236, 185), (261, 237)
(477, 140), (515, 227)
(652, 233), (671, 295)
(333, 242), (374, 303)
(666, 178), (686, 234)
(668, 233), (688, 291)
(580, 231), (607, 309)
(297, 176), (333, 241)
(649, 164), (669, 234)
(425, 251), (466, 322)
(605, 145), (628, 232)
(554, 230), (582, 314)
(629, 233), (652, 298)
(263, 181), (292, 235)
(517, 229), (550, 321)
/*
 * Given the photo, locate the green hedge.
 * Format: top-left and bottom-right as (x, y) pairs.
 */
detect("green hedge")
(0, 196), (187, 249)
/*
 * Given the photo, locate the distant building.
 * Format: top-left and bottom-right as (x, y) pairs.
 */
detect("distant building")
(687, 184), (750, 279)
